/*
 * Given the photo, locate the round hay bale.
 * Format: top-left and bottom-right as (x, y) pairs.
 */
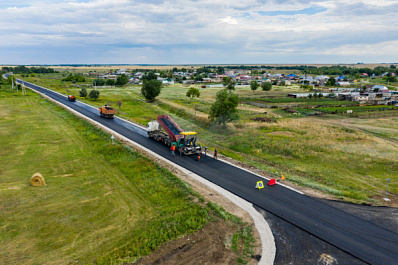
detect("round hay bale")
(30, 172), (46, 187)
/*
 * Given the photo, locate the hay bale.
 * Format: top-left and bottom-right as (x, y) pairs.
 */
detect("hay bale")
(30, 172), (46, 187)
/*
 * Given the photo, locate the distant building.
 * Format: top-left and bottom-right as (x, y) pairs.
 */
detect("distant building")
(99, 74), (117, 80)
(337, 81), (351, 87)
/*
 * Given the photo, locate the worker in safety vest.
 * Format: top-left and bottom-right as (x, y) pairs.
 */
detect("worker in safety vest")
(170, 145), (176, 156)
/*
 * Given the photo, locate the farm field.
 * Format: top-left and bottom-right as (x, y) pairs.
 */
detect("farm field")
(0, 88), (256, 264)
(20, 73), (398, 205)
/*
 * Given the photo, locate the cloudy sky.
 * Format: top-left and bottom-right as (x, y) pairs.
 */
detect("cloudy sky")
(0, 0), (397, 64)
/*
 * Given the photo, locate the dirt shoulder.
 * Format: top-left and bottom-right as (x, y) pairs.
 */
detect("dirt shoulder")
(133, 220), (241, 265)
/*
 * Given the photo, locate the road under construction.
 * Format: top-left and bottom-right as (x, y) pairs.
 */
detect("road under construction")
(14, 77), (398, 265)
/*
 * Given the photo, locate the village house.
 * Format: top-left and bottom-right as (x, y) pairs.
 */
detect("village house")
(337, 81), (351, 87)
(99, 74), (117, 80)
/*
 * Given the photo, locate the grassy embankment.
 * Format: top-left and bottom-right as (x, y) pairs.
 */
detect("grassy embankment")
(20, 74), (398, 203)
(0, 87), (255, 264)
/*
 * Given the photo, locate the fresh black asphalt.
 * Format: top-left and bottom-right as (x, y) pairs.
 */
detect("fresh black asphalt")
(18, 79), (398, 265)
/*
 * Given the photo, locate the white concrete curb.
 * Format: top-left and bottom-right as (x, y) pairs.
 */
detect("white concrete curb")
(25, 84), (276, 265)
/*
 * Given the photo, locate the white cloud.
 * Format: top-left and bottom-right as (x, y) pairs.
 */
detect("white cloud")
(218, 16), (238, 25)
(0, 0), (397, 64)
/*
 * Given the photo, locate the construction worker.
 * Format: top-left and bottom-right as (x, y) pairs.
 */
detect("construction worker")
(170, 144), (176, 156)
(197, 153), (201, 162)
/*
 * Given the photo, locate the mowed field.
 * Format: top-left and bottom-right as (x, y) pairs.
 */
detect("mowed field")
(0, 88), (257, 264)
(21, 73), (398, 205)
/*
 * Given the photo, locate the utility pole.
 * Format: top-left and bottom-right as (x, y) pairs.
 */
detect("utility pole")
(384, 178), (391, 201)
(22, 81), (26, 95)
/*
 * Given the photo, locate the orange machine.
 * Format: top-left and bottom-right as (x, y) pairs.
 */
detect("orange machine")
(99, 105), (115, 119)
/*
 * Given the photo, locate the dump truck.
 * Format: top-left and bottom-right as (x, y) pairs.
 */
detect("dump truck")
(99, 105), (115, 119)
(147, 115), (202, 155)
(67, 95), (76, 102)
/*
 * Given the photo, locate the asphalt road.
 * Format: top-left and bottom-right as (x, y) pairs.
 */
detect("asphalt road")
(17, 78), (398, 265)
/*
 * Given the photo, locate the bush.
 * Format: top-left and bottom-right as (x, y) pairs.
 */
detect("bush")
(62, 74), (86, 82)
(79, 88), (87, 98)
(300, 84), (312, 90)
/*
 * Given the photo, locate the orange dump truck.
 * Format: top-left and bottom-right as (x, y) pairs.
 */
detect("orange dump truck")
(99, 105), (115, 119)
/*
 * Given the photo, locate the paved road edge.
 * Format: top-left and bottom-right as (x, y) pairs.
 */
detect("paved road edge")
(24, 83), (276, 265)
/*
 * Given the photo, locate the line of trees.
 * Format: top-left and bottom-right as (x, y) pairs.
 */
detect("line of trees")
(62, 74), (86, 82)
(1, 66), (57, 74)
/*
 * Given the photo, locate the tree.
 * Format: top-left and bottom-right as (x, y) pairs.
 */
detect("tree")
(223, 76), (235, 93)
(106, 79), (115, 86)
(250, 80), (259, 92)
(7, 75), (15, 85)
(88, 89), (100, 101)
(79, 88), (88, 98)
(93, 78), (106, 86)
(195, 75), (203, 82)
(216, 66), (224, 75)
(261, 82), (272, 91)
(186, 87), (200, 100)
(141, 79), (162, 102)
(385, 76), (397, 83)
(326, 77), (336, 86)
(116, 74), (129, 86)
(143, 72), (157, 81)
(208, 89), (239, 127)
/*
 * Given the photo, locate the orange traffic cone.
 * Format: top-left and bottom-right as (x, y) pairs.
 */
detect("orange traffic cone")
(268, 178), (276, 186)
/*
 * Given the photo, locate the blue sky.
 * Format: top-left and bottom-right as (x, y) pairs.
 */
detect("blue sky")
(0, 0), (397, 64)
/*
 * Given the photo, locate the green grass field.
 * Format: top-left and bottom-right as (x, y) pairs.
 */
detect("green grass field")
(0, 87), (255, 264)
(19, 73), (398, 203)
